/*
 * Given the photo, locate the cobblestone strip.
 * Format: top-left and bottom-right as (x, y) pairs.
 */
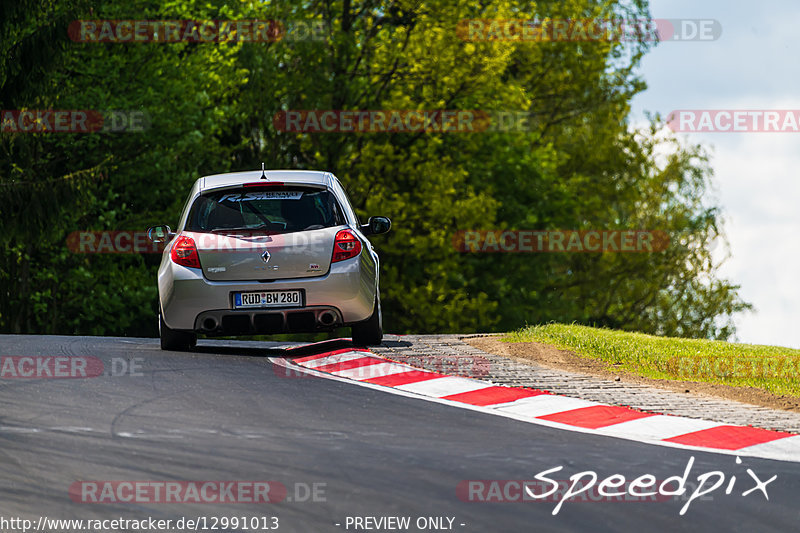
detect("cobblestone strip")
(373, 334), (800, 434)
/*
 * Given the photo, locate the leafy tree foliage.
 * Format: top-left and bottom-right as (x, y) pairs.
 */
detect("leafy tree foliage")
(0, 0), (751, 340)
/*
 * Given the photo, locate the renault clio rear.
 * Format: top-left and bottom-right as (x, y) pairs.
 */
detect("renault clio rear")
(147, 169), (391, 350)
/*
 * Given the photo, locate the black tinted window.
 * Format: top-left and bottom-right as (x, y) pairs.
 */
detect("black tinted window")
(186, 187), (345, 234)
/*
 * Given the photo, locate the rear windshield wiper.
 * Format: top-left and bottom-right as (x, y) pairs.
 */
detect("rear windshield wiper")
(210, 224), (271, 233)
(241, 200), (273, 227)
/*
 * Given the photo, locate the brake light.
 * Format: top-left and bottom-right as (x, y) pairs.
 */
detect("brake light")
(331, 229), (362, 263)
(243, 182), (284, 188)
(170, 235), (201, 268)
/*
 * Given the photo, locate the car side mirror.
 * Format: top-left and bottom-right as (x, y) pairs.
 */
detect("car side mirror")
(362, 216), (391, 236)
(147, 225), (174, 243)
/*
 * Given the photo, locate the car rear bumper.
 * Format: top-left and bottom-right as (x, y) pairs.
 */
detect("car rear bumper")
(158, 252), (377, 332)
(194, 306), (343, 335)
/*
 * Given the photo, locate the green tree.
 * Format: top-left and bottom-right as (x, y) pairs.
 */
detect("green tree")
(0, 0), (248, 333)
(0, 0), (751, 340)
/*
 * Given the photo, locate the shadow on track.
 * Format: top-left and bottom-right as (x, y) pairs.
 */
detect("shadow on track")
(191, 337), (361, 359)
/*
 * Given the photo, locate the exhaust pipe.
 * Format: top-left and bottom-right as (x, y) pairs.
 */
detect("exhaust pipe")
(318, 311), (337, 327)
(202, 317), (218, 331)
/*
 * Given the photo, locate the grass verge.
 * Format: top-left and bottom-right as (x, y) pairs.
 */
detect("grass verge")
(503, 323), (800, 397)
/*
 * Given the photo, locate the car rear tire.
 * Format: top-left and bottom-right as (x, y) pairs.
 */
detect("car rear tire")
(351, 298), (383, 346)
(159, 313), (197, 351)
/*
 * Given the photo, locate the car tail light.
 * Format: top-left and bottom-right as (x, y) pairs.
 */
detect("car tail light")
(331, 229), (362, 263)
(243, 182), (284, 188)
(170, 235), (201, 268)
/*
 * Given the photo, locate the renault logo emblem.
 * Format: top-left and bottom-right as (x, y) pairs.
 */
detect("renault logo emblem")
(261, 250), (271, 263)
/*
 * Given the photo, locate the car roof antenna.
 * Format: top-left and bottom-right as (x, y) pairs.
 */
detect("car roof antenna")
(260, 162), (267, 179)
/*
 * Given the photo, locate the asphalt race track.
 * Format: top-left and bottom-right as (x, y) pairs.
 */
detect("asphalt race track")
(0, 335), (798, 532)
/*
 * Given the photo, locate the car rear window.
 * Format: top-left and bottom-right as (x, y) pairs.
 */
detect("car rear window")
(185, 187), (346, 234)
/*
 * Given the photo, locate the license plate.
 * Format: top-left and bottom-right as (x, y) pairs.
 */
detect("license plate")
(234, 290), (303, 308)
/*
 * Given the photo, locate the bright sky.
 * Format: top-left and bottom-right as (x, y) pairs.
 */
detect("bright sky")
(630, 0), (800, 347)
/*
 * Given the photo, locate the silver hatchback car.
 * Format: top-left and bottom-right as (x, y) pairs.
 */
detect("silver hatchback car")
(147, 169), (391, 351)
